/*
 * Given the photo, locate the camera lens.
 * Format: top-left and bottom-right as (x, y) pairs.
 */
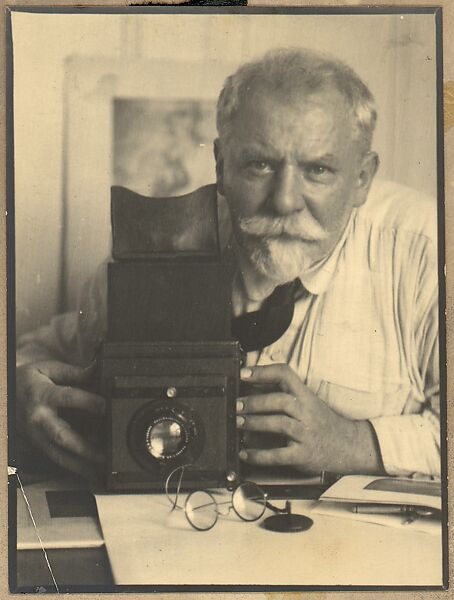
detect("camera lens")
(146, 419), (186, 459)
(128, 401), (205, 472)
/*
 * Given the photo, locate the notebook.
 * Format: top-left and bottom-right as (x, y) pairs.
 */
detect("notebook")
(16, 479), (103, 550)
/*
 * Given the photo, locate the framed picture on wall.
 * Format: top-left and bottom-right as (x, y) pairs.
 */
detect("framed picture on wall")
(7, 6), (447, 593)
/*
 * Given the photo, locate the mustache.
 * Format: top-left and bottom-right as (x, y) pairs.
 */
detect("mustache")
(237, 212), (326, 241)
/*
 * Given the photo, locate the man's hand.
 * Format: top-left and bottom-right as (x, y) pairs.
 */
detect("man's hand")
(16, 360), (105, 479)
(237, 364), (384, 475)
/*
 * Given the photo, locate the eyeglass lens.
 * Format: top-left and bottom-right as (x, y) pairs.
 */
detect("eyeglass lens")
(232, 482), (267, 521)
(185, 490), (218, 531)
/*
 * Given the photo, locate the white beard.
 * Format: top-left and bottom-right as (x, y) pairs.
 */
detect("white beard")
(235, 211), (329, 283)
(243, 236), (314, 284)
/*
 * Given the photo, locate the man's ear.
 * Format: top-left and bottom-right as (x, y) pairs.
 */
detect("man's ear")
(213, 138), (225, 196)
(353, 151), (380, 207)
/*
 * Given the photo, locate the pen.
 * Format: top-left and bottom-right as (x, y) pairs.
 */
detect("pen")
(352, 504), (439, 517)
(352, 503), (408, 514)
(352, 504), (415, 515)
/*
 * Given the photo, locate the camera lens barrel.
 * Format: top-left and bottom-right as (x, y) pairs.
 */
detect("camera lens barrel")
(127, 401), (205, 472)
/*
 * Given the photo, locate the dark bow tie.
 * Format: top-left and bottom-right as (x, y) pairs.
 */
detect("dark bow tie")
(231, 279), (302, 353)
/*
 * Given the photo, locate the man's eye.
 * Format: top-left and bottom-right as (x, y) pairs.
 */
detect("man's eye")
(305, 164), (335, 182)
(246, 160), (273, 174)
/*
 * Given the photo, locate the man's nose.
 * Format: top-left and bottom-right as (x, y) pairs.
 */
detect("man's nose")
(269, 165), (304, 216)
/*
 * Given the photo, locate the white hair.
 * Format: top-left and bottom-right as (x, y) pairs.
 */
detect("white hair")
(217, 47), (377, 151)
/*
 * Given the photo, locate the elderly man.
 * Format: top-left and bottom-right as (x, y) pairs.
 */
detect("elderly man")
(16, 48), (440, 481)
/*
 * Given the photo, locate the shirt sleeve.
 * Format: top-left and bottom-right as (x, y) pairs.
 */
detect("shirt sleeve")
(370, 404), (440, 478)
(17, 260), (108, 368)
(370, 234), (440, 478)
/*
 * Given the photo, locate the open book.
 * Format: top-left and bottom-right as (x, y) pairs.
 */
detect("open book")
(319, 475), (441, 512)
(313, 475), (442, 535)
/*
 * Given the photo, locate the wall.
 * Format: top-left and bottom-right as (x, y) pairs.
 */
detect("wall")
(13, 14), (123, 335)
(12, 12), (437, 336)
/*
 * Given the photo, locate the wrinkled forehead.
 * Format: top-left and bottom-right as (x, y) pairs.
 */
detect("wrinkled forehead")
(225, 84), (357, 150)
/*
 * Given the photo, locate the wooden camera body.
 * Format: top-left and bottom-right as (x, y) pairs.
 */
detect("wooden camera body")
(100, 186), (241, 492)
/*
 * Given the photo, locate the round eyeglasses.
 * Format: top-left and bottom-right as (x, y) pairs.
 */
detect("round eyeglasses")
(165, 465), (313, 532)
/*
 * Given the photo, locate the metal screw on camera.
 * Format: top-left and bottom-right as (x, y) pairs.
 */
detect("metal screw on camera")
(166, 386), (177, 398)
(226, 471), (237, 483)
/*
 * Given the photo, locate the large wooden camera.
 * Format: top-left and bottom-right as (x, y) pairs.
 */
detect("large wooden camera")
(100, 185), (242, 491)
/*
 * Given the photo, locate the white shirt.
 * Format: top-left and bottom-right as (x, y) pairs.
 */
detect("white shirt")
(243, 179), (440, 478)
(18, 179), (440, 478)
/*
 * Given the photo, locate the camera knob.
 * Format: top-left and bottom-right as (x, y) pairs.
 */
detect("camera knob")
(226, 471), (238, 483)
(166, 386), (177, 398)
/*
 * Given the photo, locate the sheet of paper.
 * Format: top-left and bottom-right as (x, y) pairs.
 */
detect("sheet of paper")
(94, 492), (442, 586)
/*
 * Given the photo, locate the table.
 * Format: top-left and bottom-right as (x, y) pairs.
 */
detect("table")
(95, 491), (444, 587)
(15, 478), (444, 590)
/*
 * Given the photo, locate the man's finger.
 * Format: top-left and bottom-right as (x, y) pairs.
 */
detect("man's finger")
(44, 384), (105, 415)
(36, 361), (96, 387)
(35, 407), (104, 464)
(237, 392), (300, 418)
(240, 364), (301, 394)
(237, 414), (300, 440)
(239, 446), (293, 466)
(30, 428), (99, 481)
